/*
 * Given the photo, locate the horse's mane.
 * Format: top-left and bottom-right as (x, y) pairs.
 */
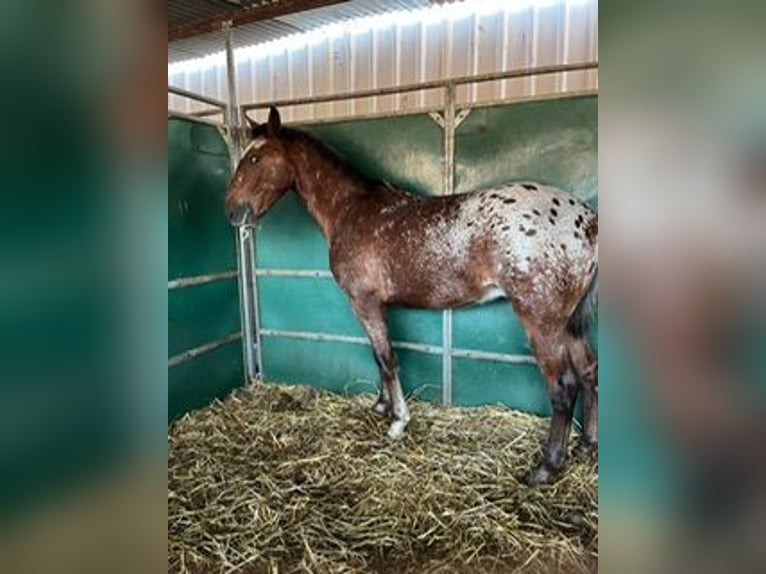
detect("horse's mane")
(253, 124), (380, 190)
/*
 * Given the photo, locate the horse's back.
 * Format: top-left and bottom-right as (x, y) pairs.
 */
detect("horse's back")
(461, 183), (598, 318)
(330, 182), (597, 310)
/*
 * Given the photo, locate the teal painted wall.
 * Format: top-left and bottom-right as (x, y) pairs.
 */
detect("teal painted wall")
(168, 119), (243, 421)
(451, 96), (598, 410)
(255, 96), (598, 414)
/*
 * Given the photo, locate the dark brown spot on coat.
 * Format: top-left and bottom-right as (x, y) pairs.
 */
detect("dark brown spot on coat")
(522, 184), (537, 191)
(523, 213), (531, 219)
(550, 208), (558, 217)
(583, 215), (598, 244)
(532, 209), (541, 216)
(560, 243), (567, 250)
(548, 217), (556, 225)
(503, 198), (516, 204)
(526, 229), (537, 236)
(569, 198), (576, 205)
(501, 225), (510, 231)
(552, 198), (560, 206)
(574, 231), (581, 239)
(575, 219), (581, 228)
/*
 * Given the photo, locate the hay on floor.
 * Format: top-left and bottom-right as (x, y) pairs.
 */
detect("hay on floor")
(168, 383), (597, 574)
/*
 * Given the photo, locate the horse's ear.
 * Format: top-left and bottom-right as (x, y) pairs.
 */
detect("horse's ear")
(267, 106), (281, 136)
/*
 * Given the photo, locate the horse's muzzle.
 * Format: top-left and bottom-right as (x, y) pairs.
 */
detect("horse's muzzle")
(227, 203), (253, 227)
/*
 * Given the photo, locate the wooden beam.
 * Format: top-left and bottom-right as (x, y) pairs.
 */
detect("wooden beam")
(169, 0), (348, 43)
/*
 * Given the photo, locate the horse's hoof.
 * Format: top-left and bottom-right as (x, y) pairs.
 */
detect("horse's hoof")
(387, 419), (408, 440)
(576, 440), (598, 462)
(525, 463), (560, 486)
(371, 400), (389, 417)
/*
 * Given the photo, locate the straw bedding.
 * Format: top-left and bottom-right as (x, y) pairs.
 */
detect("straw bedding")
(168, 383), (598, 574)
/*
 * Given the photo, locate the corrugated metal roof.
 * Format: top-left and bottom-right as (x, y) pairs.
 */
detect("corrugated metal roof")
(169, 1), (276, 30)
(169, 0), (435, 63)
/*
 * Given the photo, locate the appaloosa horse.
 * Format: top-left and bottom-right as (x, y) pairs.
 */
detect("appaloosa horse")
(226, 107), (598, 484)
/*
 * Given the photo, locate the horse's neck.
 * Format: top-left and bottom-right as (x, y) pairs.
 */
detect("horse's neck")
(288, 139), (364, 240)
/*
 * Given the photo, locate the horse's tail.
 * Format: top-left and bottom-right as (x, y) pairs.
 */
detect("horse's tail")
(567, 268), (598, 339)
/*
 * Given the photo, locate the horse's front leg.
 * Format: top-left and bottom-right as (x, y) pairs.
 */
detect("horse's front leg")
(350, 294), (410, 439)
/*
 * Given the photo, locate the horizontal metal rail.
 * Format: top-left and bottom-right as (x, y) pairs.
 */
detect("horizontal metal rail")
(168, 270), (239, 290)
(259, 328), (536, 365)
(242, 61), (597, 111)
(284, 90), (598, 129)
(168, 85), (227, 109)
(168, 331), (243, 368)
(451, 348), (537, 365)
(168, 111), (227, 129)
(192, 108), (226, 118)
(254, 269), (334, 278)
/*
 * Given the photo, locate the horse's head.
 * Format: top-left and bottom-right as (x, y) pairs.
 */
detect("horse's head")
(225, 107), (295, 226)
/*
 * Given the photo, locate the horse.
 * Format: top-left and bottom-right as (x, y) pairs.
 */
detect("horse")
(225, 107), (598, 485)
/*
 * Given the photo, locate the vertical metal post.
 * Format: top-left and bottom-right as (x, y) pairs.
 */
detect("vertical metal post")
(441, 83), (456, 405)
(226, 23), (259, 384)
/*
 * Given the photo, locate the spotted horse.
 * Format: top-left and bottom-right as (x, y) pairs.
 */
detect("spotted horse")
(225, 107), (598, 485)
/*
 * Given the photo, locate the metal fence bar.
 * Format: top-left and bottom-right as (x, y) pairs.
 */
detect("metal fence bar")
(247, 224), (264, 382)
(168, 270), (238, 290)
(168, 85), (227, 109)
(225, 25), (261, 385)
(441, 83), (457, 406)
(255, 269), (334, 278)
(241, 62), (597, 111)
(451, 348), (537, 365)
(168, 111), (226, 129)
(192, 108), (226, 118)
(259, 328), (535, 365)
(260, 328), (443, 356)
(168, 332), (243, 368)
(279, 89), (597, 129)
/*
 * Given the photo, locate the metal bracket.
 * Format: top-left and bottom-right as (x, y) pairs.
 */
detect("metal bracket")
(428, 111), (445, 129)
(455, 108), (471, 129)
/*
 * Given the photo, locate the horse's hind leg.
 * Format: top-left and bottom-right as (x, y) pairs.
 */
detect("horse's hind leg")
(349, 294), (411, 438)
(568, 338), (598, 459)
(523, 328), (580, 485)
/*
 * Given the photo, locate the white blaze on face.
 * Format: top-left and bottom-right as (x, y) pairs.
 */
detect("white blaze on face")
(235, 138), (267, 186)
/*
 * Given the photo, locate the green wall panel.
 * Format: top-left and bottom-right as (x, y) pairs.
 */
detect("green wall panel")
(168, 119), (236, 279)
(258, 277), (362, 336)
(168, 118), (243, 421)
(262, 338), (442, 403)
(452, 359), (549, 415)
(306, 115), (444, 195)
(168, 280), (241, 357)
(259, 276), (443, 345)
(255, 193), (329, 270)
(455, 95), (598, 204)
(453, 301), (533, 355)
(388, 308), (443, 347)
(261, 338), (379, 394)
(168, 342), (243, 422)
